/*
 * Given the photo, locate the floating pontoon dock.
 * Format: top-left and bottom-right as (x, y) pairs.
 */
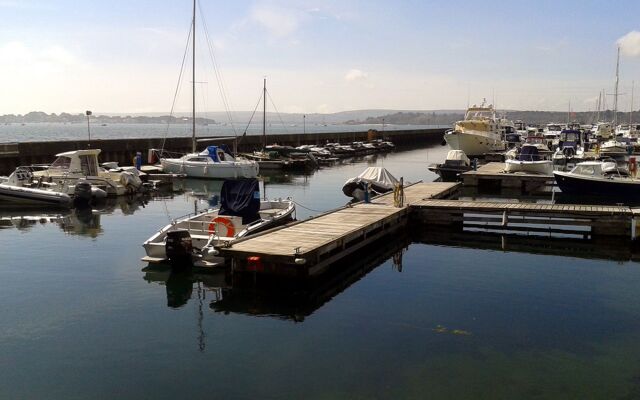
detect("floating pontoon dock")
(218, 181), (640, 278)
(217, 182), (459, 278)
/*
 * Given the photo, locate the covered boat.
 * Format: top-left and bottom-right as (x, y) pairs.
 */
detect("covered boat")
(554, 161), (640, 196)
(142, 178), (295, 267)
(428, 150), (472, 182)
(342, 167), (400, 201)
(504, 145), (553, 175)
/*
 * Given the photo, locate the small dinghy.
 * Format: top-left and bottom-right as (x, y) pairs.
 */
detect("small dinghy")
(142, 178), (295, 268)
(428, 150), (472, 182)
(342, 167), (400, 201)
(0, 168), (72, 207)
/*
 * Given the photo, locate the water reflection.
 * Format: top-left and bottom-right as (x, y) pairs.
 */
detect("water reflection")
(144, 233), (411, 322)
(0, 194), (151, 237)
(415, 228), (640, 262)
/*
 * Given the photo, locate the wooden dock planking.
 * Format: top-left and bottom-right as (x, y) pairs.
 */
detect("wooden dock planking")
(218, 182), (459, 274)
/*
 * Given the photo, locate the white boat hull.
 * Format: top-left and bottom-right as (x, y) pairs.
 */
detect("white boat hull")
(504, 160), (553, 175)
(0, 184), (72, 207)
(142, 200), (294, 262)
(444, 131), (505, 156)
(161, 158), (259, 179)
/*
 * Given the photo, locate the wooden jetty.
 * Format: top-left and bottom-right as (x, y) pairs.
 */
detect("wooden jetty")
(462, 162), (554, 192)
(217, 182), (460, 278)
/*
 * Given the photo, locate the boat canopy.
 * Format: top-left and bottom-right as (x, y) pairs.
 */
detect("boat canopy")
(518, 145), (541, 161)
(347, 167), (400, 191)
(446, 150), (470, 165)
(218, 179), (261, 224)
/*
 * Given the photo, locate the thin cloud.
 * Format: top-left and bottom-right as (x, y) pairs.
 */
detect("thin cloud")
(250, 4), (300, 38)
(344, 69), (368, 82)
(617, 31), (640, 57)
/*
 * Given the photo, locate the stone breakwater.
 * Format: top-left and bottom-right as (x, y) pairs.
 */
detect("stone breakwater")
(0, 128), (446, 175)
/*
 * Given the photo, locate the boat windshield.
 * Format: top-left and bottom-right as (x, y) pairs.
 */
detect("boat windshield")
(50, 156), (71, 170)
(572, 164), (600, 176)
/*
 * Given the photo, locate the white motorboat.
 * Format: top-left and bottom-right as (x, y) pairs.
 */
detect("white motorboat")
(32, 149), (143, 197)
(543, 123), (564, 150)
(599, 139), (629, 154)
(504, 145), (553, 175)
(443, 99), (510, 156)
(591, 122), (614, 139)
(161, 145), (259, 179)
(142, 179), (295, 267)
(554, 160), (640, 197)
(0, 167), (72, 207)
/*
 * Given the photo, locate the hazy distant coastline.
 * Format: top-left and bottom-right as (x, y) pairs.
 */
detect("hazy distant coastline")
(2, 109), (637, 127)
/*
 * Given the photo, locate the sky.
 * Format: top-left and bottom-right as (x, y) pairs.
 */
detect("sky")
(1, 0), (640, 115)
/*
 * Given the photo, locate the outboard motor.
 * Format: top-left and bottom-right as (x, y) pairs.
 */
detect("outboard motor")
(74, 179), (93, 206)
(165, 229), (193, 269)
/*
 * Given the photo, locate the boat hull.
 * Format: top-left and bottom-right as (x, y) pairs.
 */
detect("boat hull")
(444, 131), (505, 157)
(161, 159), (259, 179)
(0, 184), (72, 207)
(554, 171), (640, 196)
(504, 160), (553, 175)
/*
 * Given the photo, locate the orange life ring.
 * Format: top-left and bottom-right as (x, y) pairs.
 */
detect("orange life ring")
(208, 216), (235, 237)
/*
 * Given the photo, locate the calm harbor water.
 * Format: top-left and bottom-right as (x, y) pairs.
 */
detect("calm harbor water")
(0, 122), (442, 143)
(2, 144), (640, 399)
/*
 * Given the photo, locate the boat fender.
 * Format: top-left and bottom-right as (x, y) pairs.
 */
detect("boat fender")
(208, 216), (235, 237)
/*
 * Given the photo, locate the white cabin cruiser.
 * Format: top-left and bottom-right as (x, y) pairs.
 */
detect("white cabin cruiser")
(600, 139), (630, 154)
(160, 145), (258, 179)
(591, 122), (613, 139)
(142, 179), (294, 267)
(32, 149), (143, 197)
(443, 100), (510, 157)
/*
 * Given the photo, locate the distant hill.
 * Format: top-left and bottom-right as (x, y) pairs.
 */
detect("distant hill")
(2, 109), (637, 126)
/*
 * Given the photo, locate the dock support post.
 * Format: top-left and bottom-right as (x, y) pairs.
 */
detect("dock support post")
(502, 211), (508, 227)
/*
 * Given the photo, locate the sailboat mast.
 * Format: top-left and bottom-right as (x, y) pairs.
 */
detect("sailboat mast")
(613, 46), (620, 127)
(262, 77), (266, 149)
(631, 81), (635, 125)
(191, 0), (196, 153)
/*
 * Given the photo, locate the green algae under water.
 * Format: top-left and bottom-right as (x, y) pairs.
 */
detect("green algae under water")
(2, 145), (640, 399)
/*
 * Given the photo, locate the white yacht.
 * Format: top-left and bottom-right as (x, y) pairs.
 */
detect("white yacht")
(161, 145), (259, 179)
(443, 100), (510, 156)
(591, 122), (613, 139)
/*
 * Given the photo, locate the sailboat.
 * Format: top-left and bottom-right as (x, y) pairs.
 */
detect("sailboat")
(159, 0), (259, 179)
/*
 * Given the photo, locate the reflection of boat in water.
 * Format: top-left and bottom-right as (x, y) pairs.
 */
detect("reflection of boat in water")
(143, 232), (410, 322)
(0, 194), (150, 236)
(142, 179), (295, 267)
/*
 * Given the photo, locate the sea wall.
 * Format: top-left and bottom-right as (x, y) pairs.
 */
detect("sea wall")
(0, 128), (446, 175)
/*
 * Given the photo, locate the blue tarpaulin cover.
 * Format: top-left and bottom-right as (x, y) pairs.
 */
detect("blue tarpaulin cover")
(219, 179), (260, 224)
(207, 146), (218, 162)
